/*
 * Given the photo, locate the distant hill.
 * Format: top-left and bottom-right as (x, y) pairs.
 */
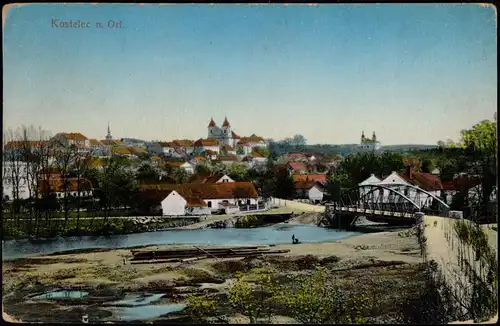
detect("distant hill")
(121, 138), (146, 144)
(269, 142), (439, 157)
(380, 144), (439, 152)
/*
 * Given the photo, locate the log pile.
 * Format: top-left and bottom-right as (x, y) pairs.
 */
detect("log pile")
(130, 245), (290, 264)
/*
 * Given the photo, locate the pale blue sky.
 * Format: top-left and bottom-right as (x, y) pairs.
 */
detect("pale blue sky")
(3, 4), (497, 145)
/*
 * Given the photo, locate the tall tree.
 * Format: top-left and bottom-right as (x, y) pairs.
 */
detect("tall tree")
(291, 134), (307, 146)
(274, 169), (296, 199)
(73, 150), (94, 228)
(136, 163), (160, 183)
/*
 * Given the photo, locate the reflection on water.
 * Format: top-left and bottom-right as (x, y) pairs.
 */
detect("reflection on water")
(109, 303), (187, 322)
(3, 224), (361, 260)
(106, 293), (165, 307)
(32, 290), (89, 300)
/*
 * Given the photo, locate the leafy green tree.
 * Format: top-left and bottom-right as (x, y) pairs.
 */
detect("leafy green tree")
(227, 163), (249, 181)
(97, 155), (138, 218)
(194, 162), (212, 176)
(136, 163), (159, 183)
(253, 146), (270, 158)
(236, 147), (245, 155)
(421, 158), (436, 173)
(274, 169), (296, 199)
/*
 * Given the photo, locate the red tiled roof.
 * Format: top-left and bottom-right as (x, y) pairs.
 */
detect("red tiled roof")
(292, 173), (327, 185)
(173, 139), (194, 147)
(218, 155), (238, 162)
(203, 150), (217, 155)
(112, 147), (132, 155)
(398, 172), (443, 191)
(231, 131), (241, 139)
(442, 176), (482, 191)
(295, 180), (323, 190)
(88, 139), (103, 146)
(208, 118), (216, 127)
(186, 197), (208, 207)
(287, 153), (307, 159)
(221, 145), (234, 151)
(288, 162), (309, 172)
(100, 139), (123, 146)
(240, 136), (265, 143)
(38, 177), (93, 193)
(56, 133), (88, 141)
(222, 117), (231, 127)
(140, 181), (259, 200)
(194, 173), (223, 184)
(194, 138), (219, 147)
(237, 141), (250, 146)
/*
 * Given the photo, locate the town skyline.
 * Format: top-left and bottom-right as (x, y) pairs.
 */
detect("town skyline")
(3, 4), (496, 145)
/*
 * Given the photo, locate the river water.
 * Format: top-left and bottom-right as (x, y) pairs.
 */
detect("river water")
(2, 224), (361, 261)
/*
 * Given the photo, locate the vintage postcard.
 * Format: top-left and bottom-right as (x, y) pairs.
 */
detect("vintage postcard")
(2, 3), (497, 324)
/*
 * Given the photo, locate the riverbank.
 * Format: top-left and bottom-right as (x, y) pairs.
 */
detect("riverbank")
(2, 228), (426, 323)
(2, 216), (201, 240)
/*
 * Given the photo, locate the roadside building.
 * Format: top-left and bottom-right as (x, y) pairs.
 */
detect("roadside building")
(139, 181), (260, 216)
(294, 180), (325, 203)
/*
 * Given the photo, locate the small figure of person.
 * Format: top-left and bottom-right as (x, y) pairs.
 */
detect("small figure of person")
(292, 234), (295, 243)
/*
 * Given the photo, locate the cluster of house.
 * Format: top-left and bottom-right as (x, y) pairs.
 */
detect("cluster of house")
(357, 165), (483, 207)
(138, 174), (265, 216)
(146, 117), (269, 169)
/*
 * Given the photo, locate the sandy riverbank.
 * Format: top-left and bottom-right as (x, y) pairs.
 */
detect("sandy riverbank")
(2, 228), (426, 323)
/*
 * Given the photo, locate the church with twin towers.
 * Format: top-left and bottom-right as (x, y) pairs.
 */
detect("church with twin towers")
(206, 117), (267, 149)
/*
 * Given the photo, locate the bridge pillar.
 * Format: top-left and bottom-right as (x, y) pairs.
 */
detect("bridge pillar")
(448, 211), (463, 219)
(414, 212), (425, 225)
(322, 211), (355, 230)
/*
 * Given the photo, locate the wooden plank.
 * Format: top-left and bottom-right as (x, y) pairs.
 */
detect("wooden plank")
(131, 245), (267, 255)
(130, 247), (288, 261)
(193, 245), (220, 260)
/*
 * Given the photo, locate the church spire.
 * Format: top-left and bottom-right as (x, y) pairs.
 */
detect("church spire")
(222, 116), (231, 127)
(361, 130), (365, 142)
(208, 117), (216, 127)
(106, 122), (112, 141)
(372, 131), (377, 141)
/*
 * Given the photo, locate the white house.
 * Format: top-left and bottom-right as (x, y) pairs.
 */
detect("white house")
(215, 174), (235, 183)
(220, 145), (237, 156)
(51, 132), (90, 150)
(158, 142), (175, 155)
(239, 134), (267, 149)
(38, 177), (94, 199)
(161, 190), (208, 215)
(358, 174), (382, 198)
(250, 152), (267, 164)
(377, 168), (443, 207)
(295, 180), (325, 203)
(143, 181), (260, 216)
(217, 155), (239, 165)
(235, 142), (253, 156)
(194, 139), (220, 154)
(195, 173), (235, 184)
